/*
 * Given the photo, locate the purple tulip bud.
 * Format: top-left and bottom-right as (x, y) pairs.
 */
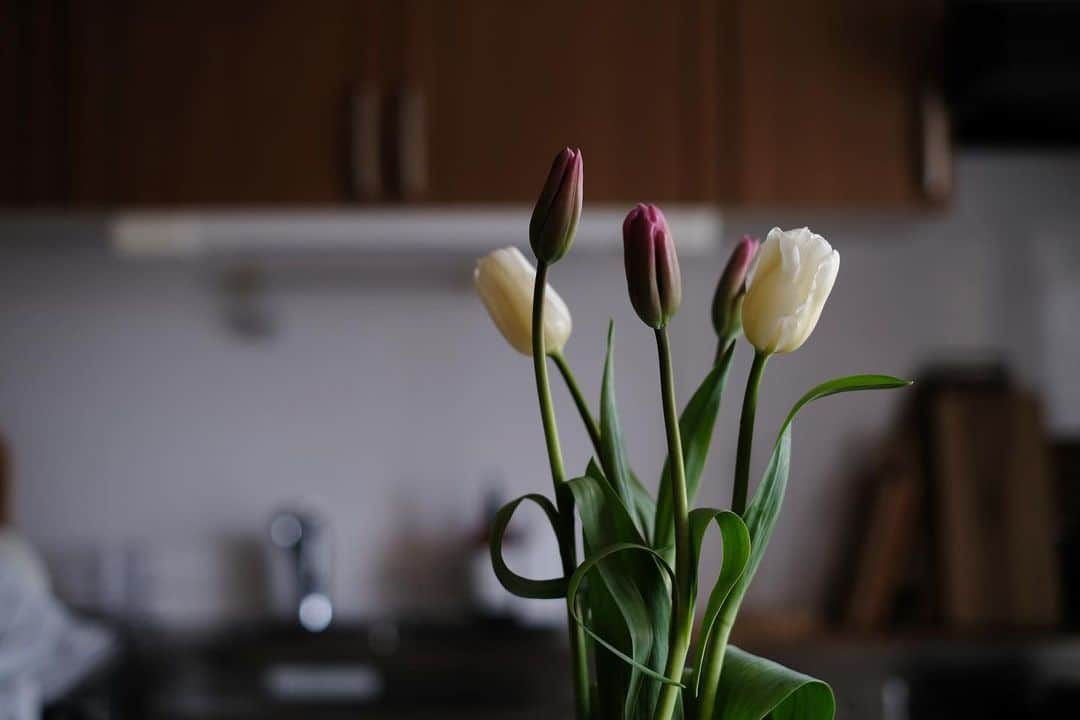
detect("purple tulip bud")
(623, 203), (682, 329)
(711, 235), (760, 341)
(529, 148), (583, 264)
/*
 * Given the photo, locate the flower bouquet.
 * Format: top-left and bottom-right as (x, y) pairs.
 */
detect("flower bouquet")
(474, 148), (910, 720)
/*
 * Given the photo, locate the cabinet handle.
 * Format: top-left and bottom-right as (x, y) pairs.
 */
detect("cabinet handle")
(350, 86), (381, 201)
(920, 87), (951, 202)
(397, 88), (428, 200)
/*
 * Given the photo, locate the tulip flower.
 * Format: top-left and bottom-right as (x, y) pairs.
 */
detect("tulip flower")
(711, 235), (760, 345)
(530, 148), (583, 264)
(474, 246), (572, 356)
(623, 203), (681, 329)
(741, 227), (839, 354)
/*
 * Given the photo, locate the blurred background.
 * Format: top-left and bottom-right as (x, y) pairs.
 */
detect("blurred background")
(2, 1), (1080, 718)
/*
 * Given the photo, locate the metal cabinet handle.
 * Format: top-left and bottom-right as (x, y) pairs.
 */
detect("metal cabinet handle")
(397, 88), (428, 201)
(920, 87), (951, 202)
(350, 86), (381, 201)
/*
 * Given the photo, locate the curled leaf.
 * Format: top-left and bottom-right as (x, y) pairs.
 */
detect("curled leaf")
(687, 508), (751, 695)
(489, 493), (567, 599)
(566, 541), (681, 687)
(710, 646), (835, 720)
(570, 466), (665, 717)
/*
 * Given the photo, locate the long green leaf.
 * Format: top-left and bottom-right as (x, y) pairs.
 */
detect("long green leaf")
(728, 374), (911, 615)
(710, 646), (835, 720)
(655, 342), (736, 563)
(704, 374), (910, 717)
(587, 559), (634, 720)
(779, 374), (912, 434)
(628, 470), (657, 546)
(746, 374), (912, 587)
(599, 322), (643, 535)
(566, 541), (679, 687)
(687, 508), (751, 695)
(570, 463), (670, 719)
(489, 493), (567, 599)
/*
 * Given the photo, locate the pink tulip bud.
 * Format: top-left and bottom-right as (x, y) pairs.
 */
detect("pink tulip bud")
(529, 148), (583, 264)
(623, 203), (682, 329)
(711, 235), (760, 341)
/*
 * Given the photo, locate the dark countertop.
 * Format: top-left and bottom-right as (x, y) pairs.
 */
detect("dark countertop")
(112, 619), (574, 720)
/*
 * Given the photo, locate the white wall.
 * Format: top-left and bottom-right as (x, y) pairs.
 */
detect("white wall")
(2, 152), (1078, 624)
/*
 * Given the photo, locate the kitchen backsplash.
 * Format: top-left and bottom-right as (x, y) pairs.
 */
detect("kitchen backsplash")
(1, 152), (1078, 625)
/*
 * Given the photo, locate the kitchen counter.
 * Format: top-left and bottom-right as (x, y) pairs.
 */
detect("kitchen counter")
(114, 620), (573, 719)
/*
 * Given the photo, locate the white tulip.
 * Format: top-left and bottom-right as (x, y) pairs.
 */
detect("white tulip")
(474, 246), (572, 356)
(741, 227), (839, 354)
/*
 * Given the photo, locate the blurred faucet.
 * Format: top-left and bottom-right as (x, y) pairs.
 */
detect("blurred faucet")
(268, 509), (333, 632)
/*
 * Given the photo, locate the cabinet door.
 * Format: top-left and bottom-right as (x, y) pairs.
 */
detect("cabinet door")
(1, 0), (71, 205)
(67, 1), (370, 206)
(729, 0), (944, 207)
(412, 0), (721, 204)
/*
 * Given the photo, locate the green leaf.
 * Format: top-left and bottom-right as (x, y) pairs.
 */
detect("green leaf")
(710, 646), (835, 720)
(566, 541), (679, 687)
(742, 374), (912, 599)
(570, 464), (670, 719)
(778, 374), (912, 436)
(702, 373), (910, 712)
(730, 374), (911, 614)
(687, 508), (751, 695)
(599, 322), (641, 533)
(655, 342), (736, 564)
(627, 470), (657, 545)
(488, 493), (567, 599)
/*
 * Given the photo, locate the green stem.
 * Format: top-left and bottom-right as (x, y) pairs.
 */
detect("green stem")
(713, 336), (733, 368)
(696, 618), (735, 720)
(533, 263), (567, 489)
(732, 351), (768, 516)
(696, 350), (767, 720)
(532, 262), (590, 720)
(653, 328), (692, 720)
(552, 351), (602, 453)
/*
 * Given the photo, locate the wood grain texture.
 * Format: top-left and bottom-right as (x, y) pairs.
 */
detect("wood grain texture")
(0, 0), (19, 204)
(61, 0), (722, 205)
(4, 0), (941, 207)
(932, 387), (1062, 629)
(67, 0), (365, 205)
(1003, 394), (1062, 627)
(415, 0), (720, 204)
(728, 0), (941, 207)
(846, 433), (921, 630)
(1, 0), (71, 205)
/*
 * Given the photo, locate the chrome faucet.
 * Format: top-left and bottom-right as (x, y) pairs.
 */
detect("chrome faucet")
(269, 509), (333, 632)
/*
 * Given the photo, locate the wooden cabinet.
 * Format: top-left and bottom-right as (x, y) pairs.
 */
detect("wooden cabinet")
(725, 0), (946, 207)
(67, 0), (369, 205)
(413, 0), (720, 204)
(1, 0), (943, 209)
(2, 0), (72, 205)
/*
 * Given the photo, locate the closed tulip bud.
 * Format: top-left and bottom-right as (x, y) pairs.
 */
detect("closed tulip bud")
(711, 234), (759, 342)
(623, 203), (681, 329)
(741, 227), (839, 354)
(529, 148), (583, 264)
(474, 246), (572, 356)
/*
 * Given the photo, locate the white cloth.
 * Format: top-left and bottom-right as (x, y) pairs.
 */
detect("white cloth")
(0, 529), (114, 720)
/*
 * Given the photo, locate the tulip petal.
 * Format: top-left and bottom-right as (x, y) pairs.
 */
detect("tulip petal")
(741, 227), (838, 354)
(474, 246), (572, 355)
(623, 204), (681, 328)
(530, 148), (583, 263)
